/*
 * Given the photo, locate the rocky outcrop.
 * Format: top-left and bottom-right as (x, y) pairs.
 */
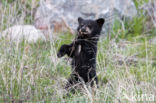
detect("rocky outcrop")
(34, 0), (137, 35)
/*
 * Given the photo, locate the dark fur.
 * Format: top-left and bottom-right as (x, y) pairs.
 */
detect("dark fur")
(57, 17), (104, 89)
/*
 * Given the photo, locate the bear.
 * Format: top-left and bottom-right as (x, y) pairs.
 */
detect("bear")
(57, 17), (104, 90)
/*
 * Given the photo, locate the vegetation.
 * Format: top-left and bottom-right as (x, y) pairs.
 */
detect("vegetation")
(0, 0), (155, 102)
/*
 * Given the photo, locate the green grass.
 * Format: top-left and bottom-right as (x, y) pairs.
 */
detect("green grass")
(0, 0), (156, 102)
(0, 34), (155, 102)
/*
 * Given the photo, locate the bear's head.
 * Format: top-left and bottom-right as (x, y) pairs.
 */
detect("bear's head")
(77, 17), (105, 38)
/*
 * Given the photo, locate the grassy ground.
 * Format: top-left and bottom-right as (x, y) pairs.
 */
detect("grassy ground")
(0, 0), (156, 103)
(0, 34), (155, 103)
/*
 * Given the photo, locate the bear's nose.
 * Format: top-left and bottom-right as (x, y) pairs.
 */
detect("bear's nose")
(81, 26), (86, 32)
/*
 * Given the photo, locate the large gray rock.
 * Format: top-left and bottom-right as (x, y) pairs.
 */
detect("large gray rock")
(34, 0), (137, 34)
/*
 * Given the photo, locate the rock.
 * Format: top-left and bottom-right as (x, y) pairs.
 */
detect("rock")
(115, 0), (137, 17)
(1, 25), (46, 43)
(34, 0), (137, 35)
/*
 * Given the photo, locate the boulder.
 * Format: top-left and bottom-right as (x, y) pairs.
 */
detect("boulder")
(34, 0), (137, 35)
(1, 25), (46, 43)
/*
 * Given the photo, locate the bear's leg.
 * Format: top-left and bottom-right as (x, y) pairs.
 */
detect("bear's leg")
(89, 69), (98, 87)
(65, 74), (79, 91)
(57, 44), (71, 57)
(57, 42), (77, 58)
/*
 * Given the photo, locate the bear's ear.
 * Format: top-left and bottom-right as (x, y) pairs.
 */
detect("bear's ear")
(96, 18), (105, 26)
(78, 17), (83, 24)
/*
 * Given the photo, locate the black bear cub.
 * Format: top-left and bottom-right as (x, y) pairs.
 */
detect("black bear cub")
(57, 17), (104, 90)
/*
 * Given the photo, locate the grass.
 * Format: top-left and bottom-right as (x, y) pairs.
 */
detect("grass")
(0, 0), (156, 103)
(0, 35), (155, 102)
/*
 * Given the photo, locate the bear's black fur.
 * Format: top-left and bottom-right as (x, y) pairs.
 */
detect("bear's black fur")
(57, 17), (104, 89)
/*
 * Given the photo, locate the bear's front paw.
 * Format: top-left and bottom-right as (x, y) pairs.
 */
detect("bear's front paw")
(57, 45), (69, 58)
